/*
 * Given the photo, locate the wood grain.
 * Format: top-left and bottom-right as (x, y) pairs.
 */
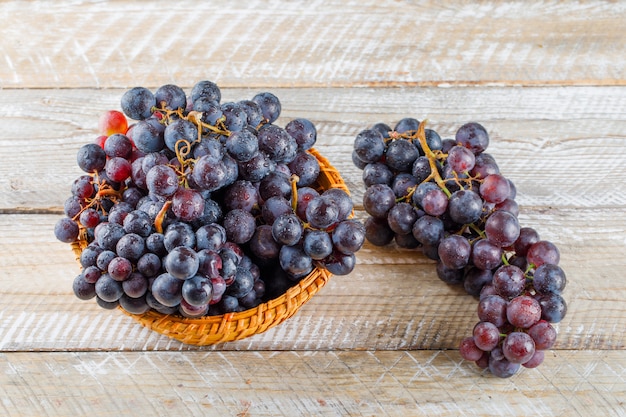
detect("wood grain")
(1, 1), (624, 89)
(1, 351), (624, 417)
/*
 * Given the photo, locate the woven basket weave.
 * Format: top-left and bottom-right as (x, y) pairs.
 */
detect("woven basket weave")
(72, 148), (348, 346)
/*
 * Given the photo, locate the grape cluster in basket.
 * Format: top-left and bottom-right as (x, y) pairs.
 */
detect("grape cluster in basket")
(54, 80), (365, 318)
(352, 119), (567, 377)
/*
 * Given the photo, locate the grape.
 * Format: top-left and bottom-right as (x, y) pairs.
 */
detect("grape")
(533, 264), (566, 296)
(137, 252), (161, 278)
(226, 267), (255, 298)
(155, 84), (186, 111)
(182, 275), (213, 307)
(73, 274), (96, 300)
(121, 87), (155, 120)
(447, 145), (475, 173)
(485, 210), (520, 248)
(95, 273), (124, 303)
(363, 184), (396, 219)
(363, 162), (394, 187)
(252, 92), (281, 123)
(411, 215), (443, 247)
(223, 209), (256, 244)
(279, 245), (313, 279)
(119, 294), (151, 314)
(492, 265), (526, 299)
(364, 216), (395, 247)
(122, 272), (149, 298)
(164, 118), (197, 152)
(272, 213), (303, 246)
(123, 210), (153, 237)
(527, 240), (560, 268)
(472, 321), (500, 351)
(146, 165), (179, 197)
(502, 332), (535, 364)
(478, 295), (508, 327)
(447, 189), (483, 225)
(306, 195), (340, 229)
(238, 100), (264, 127)
(288, 151), (320, 187)
(354, 129), (385, 163)
(171, 188), (205, 222)
(99, 110), (129, 136)
(332, 219), (366, 254)
(387, 202), (419, 235)
(463, 268), (493, 297)
(103, 133), (133, 159)
(438, 235), (471, 270)
(77, 143), (107, 173)
(322, 251), (356, 276)
(226, 129), (259, 162)
(285, 118), (316, 150)
(258, 171), (292, 201)
(164, 222), (196, 251)
(507, 295), (541, 328)
(196, 224), (227, 252)
(164, 246), (199, 280)
(459, 337), (484, 361)
(537, 293), (567, 323)
(521, 350), (545, 369)
(115, 233), (145, 262)
(488, 348), (520, 378)
(480, 174), (511, 204)
(303, 229), (333, 260)
(471, 239), (503, 271)
(393, 117), (419, 134)
(385, 139), (419, 172)
(455, 122), (489, 155)
(151, 273), (183, 307)
(421, 188), (448, 216)
(54, 217), (79, 243)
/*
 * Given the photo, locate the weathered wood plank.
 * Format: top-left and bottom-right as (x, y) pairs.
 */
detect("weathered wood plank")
(1, 86), (625, 210)
(1, 212), (623, 351)
(1, 1), (625, 89)
(0, 350), (624, 417)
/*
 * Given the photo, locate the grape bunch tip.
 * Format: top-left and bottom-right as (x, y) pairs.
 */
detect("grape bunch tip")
(353, 118), (567, 378)
(56, 80), (365, 320)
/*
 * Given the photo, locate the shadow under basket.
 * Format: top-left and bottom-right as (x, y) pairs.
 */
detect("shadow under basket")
(72, 148), (348, 346)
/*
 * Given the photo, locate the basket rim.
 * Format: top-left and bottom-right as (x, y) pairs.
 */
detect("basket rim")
(71, 147), (348, 345)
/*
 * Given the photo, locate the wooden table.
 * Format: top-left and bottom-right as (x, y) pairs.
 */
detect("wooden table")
(1, 1), (624, 416)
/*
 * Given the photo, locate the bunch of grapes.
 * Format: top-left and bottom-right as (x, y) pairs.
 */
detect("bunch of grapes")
(55, 80), (365, 318)
(352, 119), (567, 377)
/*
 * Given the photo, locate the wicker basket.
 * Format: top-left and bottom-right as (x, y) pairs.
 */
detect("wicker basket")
(72, 148), (349, 346)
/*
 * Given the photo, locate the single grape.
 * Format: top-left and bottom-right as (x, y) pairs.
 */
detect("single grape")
(387, 202), (419, 235)
(536, 293), (567, 323)
(438, 235), (471, 270)
(364, 216), (395, 247)
(332, 219), (366, 254)
(54, 217), (79, 243)
(303, 229), (333, 260)
(95, 273), (124, 303)
(99, 110), (129, 136)
(488, 347), (520, 378)
(272, 213), (304, 246)
(477, 294), (508, 327)
(473, 321), (501, 351)
(385, 139), (419, 172)
(306, 195), (340, 229)
(121, 86), (155, 120)
(480, 174), (511, 204)
(151, 273), (183, 307)
(279, 245), (313, 279)
(223, 209), (256, 244)
(533, 263), (566, 294)
(492, 264), (526, 299)
(447, 189), (483, 225)
(471, 239), (503, 271)
(459, 336), (484, 361)
(77, 143), (107, 173)
(527, 240), (560, 268)
(226, 129), (259, 162)
(252, 92), (281, 123)
(455, 122), (489, 155)
(502, 332), (535, 364)
(485, 210), (520, 248)
(447, 145), (476, 173)
(155, 84), (186, 111)
(122, 272), (149, 298)
(73, 274), (96, 300)
(507, 295), (542, 328)
(362, 184), (396, 219)
(353, 129), (385, 164)
(164, 246), (199, 280)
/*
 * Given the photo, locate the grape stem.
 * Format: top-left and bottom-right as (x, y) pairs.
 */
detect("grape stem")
(154, 200), (172, 234)
(401, 120), (452, 197)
